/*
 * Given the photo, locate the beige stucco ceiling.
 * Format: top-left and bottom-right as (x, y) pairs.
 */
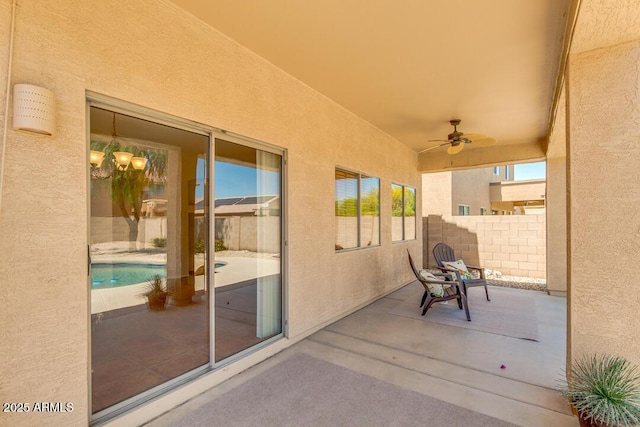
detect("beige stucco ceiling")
(169, 0), (571, 161)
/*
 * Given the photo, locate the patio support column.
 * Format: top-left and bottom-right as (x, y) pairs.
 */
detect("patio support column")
(567, 38), (640, 366)
(545, 156), (566, 297)
(545, 85), (567, 299)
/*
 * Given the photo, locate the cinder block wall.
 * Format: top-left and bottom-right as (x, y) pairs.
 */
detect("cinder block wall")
(424, 215), (546, 278)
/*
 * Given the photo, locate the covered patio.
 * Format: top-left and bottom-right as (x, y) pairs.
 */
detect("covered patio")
(2, 0), (640, 426)
(147, 283), (575, 426)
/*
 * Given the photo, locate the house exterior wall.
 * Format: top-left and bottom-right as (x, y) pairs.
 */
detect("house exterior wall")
(451, 167), (497, 215)
(422, 167), (500, 216)
(0, 1), (420, 425)
(568, 39), (640, 367)
(424, 214), (546, 278)
(489, 180), (546, 202)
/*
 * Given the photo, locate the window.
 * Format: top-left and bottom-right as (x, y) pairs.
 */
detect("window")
(392, 183), (416, 241)
(335, 168), (380, 250)
(493, 166), (500, 175)
(505, 166), (511, 180)
(480, 207), (487, 215)
(458, 205), (470, 216)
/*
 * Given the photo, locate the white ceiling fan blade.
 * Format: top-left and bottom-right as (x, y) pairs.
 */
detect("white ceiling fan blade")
(447, 143), (465, 155)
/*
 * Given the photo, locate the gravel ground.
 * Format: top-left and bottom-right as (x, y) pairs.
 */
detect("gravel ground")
(486, 275), (547, 292)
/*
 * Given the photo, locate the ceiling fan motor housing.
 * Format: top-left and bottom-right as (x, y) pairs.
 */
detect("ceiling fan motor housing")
(448, 130), (463, 142)
(448, 119), (463, 142)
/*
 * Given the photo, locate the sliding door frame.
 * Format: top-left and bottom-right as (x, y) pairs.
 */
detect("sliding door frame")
(86, 93), (288, 423)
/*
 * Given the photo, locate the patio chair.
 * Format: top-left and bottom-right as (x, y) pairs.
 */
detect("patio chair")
(432, 242), (490, 301)
(407, 250), (471, 321)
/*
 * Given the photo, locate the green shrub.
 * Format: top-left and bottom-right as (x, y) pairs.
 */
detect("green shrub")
(152, 237), (167, 248)
(194, 239), (205, 254)
(215, 240), (226, 252)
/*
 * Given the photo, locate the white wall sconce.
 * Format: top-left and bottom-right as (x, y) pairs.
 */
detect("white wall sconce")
(12, 83), (57, 136)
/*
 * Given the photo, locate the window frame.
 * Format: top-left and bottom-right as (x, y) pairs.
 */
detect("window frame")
(335, 167), (380, 252)
(391, 182), (416, 242)
(458, 204), (470, 216)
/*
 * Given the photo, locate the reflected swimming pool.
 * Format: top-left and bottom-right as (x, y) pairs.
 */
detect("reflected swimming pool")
(91, 263), (166, 289)
(91, 262), (225, 289)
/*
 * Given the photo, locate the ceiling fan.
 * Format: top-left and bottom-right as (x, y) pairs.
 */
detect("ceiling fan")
(419, 119), (497, 155)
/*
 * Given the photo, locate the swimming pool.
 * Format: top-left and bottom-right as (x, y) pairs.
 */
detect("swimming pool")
(91, 263), (166, 289)
(91, 262), (226, 288)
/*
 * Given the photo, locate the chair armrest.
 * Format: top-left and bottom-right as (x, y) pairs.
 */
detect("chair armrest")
(465, 265), (486, 279)
(435, 267), (462, 282)
(421, 279), (457, 286)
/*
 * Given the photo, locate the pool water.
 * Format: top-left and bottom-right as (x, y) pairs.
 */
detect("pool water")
(91, 263), (166, 289)
(91, 262), (226, 289)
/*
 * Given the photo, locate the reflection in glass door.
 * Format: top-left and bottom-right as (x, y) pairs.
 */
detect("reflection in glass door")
(89, 107), (209, 414)
(214, 139), (283, 362)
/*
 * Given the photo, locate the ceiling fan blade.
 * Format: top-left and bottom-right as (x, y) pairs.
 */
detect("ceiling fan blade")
(447, 143), (465, 155)
(468, 137), (497, 147)
(418, 142), (450, 154)
(460, 133), (487, 141)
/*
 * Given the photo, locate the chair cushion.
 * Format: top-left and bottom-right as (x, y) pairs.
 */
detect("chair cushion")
(426, 283), (445, 297)
(441, 260), (474, 280)
(419, 269), (438, 281)
(419, 270), (452, 297)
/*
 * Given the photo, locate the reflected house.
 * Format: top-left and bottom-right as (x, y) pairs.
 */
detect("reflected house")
(209, 195), (280, 217)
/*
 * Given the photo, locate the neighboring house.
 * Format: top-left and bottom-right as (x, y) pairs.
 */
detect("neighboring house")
(490, 179), (546, 215)
(422, 165), (545, 216)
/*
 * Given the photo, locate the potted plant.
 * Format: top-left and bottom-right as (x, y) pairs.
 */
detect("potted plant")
(141, 275), (170, 311)
(561, 354), (640, 427)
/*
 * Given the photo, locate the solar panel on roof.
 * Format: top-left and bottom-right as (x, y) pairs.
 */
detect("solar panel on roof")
(236, 195), (276, 205)
(214, 198), (242, 207)
(237, 196), (259, 205)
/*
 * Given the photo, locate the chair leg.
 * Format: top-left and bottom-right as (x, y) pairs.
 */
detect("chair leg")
(420, 290), (429, 307)
(484, 285), (490, 301)
(422, 296), (437, 315)
(460, 294), (471, 321)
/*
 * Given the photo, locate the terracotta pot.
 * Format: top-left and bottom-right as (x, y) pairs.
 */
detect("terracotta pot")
(147, 294), (167, 311)
(578, 412), (609, 427)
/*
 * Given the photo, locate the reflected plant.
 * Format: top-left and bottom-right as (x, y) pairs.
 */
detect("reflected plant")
(91, 138), (167, 249)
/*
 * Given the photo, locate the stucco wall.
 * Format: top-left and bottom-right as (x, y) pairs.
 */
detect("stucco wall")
(421, 171), (452, 215)
(545, 157), (567, 296)
(425, 214), (546, 278)
(489, 180), (546, 202)
(422, 167), (501, 216)
(568, 39), (640, 366)
(451, 167), (498, 214)
(0, 1), (420, 425)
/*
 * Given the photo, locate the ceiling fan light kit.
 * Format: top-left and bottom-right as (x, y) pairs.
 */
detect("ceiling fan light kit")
(420, 119), (497, 155)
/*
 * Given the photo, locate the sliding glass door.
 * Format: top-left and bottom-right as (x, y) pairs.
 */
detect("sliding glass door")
(213, 138), (283, 362)
(88, 104), (284, 418)
(89, 107), (210, 414)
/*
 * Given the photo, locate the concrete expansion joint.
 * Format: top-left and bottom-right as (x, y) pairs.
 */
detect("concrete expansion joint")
(307, 330), (568, 415)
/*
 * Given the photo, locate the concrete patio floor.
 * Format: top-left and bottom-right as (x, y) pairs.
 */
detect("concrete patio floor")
(146, 282), (578, 427)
